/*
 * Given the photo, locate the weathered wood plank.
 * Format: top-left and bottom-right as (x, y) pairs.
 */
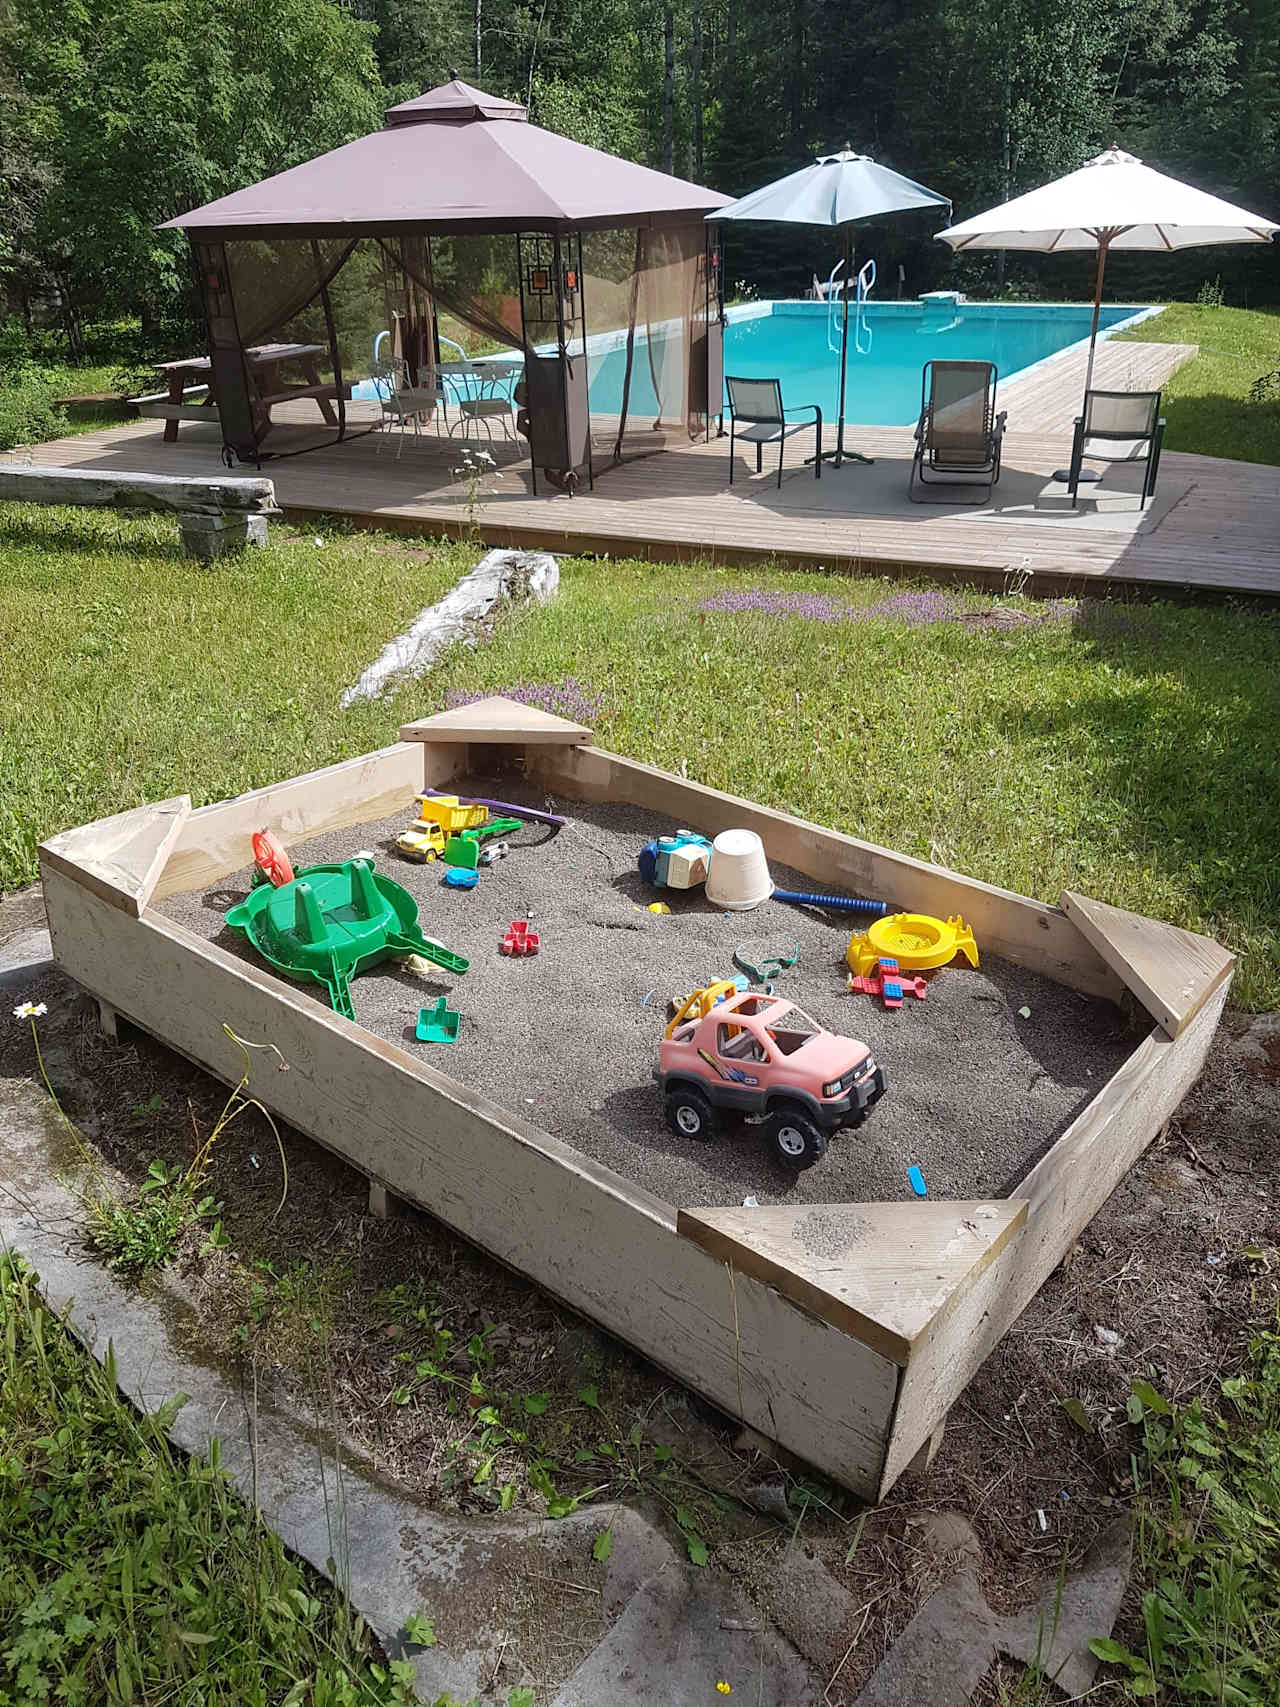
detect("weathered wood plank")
(135, 402), (222, 424)
(400, 696), (593, 746)
(677, 1199), (1028, 1365)
(153, 742), (445, 900)
(878, 980), (1229, 1493)
(1061, 889), (1235, 1038)
(41, 867), (901, 1498)
(534, 743), (1127, 1001)
(38, 796), (191, 918)
(0, 465), (274, 514)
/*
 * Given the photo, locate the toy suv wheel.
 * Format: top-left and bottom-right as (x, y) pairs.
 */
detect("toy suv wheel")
(665, 1087), (718, 1141)
(764, 1105), (828, 1170)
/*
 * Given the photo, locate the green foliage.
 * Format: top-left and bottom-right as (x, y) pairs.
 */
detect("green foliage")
(5, 0), (383, 346)
(84, 1157), (222, 1274)
(1091, 1321), (1280, 1701)
(369, 1280), (721, 1561)
(0, 1250), (413, 1705)
(1116, 302), (1280, 465)
(401, 1611), (437, 1647)
(0, 361), (66, 449)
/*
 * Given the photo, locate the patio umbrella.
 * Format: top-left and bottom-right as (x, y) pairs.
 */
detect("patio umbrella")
(709, 149), (950, 466)
(937, 146), (1277, 409)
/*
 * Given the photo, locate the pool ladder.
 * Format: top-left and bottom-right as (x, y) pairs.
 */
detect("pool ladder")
(827, 258), (876, 356)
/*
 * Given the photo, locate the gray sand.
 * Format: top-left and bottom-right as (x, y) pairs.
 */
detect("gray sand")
(160, 780), (1143, 1208)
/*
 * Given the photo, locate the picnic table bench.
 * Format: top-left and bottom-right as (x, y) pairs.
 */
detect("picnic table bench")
(135, 343), (344, 441)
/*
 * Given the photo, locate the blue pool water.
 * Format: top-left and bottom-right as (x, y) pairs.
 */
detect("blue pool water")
(588, 299), (1152, 427)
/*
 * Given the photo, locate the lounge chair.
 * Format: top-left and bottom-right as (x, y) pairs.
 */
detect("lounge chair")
(726, 376), (822, 489)
(1068, 389), (1164, 508)
(908, 360), (1006, 502)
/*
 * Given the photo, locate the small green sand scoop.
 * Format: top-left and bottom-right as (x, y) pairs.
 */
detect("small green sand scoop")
(226, 858), (468, 1022)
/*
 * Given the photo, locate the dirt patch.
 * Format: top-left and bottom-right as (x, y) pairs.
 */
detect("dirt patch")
(156, 780), (1142, 1208)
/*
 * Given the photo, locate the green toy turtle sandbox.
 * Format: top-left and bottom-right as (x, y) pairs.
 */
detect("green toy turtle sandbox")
(226, 858), (468, 1021)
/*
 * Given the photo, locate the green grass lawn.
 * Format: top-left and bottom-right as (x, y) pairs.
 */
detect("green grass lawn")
(3, 507), (1278, 1009)
(1116, 299), (1280, 463)
(0, 1251), (419, 1706)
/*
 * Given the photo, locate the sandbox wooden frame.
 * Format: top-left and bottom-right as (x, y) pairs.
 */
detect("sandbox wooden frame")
(39, 700), (1235, 1500)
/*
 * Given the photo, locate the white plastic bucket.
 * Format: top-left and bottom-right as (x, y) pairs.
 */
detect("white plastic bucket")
(705, 828), (772, 911)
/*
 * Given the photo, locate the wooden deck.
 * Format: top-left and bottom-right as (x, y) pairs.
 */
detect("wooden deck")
(9, 337), (1280, 598)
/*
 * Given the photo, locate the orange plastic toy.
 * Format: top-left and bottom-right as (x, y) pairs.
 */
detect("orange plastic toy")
(252, 828), (294, 888)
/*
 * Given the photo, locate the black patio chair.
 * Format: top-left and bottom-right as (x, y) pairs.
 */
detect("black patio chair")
(726, 376), (822, 489)
(1068, 389), (1165, 508)
(909, 360), (1006, 502)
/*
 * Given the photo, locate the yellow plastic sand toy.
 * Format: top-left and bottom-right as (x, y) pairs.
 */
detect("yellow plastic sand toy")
(846, 913), (979, 978)
(414, 793), (489, 834)
(665, 980), (741, 1040)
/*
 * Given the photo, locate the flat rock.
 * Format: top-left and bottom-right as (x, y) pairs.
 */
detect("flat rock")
(998, 1518), (1132, 1696)
(855, 1568), (999, 1707)
(910, 1510), (982, 1564)
(770, 1546), (860, 1671)
(554, 1559), (817, 1706)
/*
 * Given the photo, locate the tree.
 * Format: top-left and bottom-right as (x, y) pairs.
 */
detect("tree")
(7, 0), (384, 346)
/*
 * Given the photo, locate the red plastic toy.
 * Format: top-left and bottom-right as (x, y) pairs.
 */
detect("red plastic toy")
(846, 956), (927, 1011)
(501, 920), (540, 956)
(252, 828), (294, 888)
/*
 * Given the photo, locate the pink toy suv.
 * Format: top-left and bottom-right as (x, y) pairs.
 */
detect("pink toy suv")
(655, 992), (886, 1169)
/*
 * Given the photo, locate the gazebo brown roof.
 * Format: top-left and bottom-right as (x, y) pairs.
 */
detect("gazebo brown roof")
(164, 78), (729, 238)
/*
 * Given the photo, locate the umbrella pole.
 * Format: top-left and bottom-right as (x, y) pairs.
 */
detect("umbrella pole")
(1082, 232), (1112, 403)
(1059, 230), (1115, 489)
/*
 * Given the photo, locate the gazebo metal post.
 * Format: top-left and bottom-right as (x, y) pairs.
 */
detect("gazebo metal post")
(516, 231), (536, 496)
(570, 231), (594, 489)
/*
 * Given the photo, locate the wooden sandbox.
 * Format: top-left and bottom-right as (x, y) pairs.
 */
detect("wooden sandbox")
(39, 698), (1235, 1500)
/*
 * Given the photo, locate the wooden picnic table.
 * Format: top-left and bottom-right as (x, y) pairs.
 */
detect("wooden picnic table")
(154, 343), (338, 442)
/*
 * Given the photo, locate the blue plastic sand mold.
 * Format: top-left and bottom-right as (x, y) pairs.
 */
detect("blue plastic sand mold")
(908, 1165), (928, 1198)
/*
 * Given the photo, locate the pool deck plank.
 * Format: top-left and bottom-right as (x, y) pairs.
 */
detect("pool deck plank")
(6, 337), (1278, 599)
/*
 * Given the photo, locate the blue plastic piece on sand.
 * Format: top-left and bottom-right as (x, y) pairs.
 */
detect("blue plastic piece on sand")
(444, 867), (479, 890)
(908, 1165), (927, 1198)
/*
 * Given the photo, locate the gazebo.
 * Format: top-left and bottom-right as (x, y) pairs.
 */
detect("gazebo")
(163, 80), (729, 489)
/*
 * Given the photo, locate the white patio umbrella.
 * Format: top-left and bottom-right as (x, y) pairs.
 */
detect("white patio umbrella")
(937, 146), (1278, 407)
(709, 149), (950, 466)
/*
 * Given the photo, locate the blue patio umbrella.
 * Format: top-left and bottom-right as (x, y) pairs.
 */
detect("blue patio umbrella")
(708, 149), (950, 466)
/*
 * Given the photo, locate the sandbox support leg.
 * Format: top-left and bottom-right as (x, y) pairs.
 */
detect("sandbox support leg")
(97, 999), (119, 1042)
(909, 1418), (946, 1476)
(368, 1179), (391, 1220)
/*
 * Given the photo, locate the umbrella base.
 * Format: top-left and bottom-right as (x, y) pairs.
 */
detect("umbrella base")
(1050, 466), (1102, 485)
(808, 447), (875, 468)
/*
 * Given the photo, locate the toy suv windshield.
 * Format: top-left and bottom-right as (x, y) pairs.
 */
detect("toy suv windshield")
(656, 990), (886, 1170)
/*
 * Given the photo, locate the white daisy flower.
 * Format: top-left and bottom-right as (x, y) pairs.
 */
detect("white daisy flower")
(13, 1001), (47, 1019)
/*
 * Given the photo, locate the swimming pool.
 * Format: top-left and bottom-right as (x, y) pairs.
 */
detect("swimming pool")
(588, 298), (1159, 427)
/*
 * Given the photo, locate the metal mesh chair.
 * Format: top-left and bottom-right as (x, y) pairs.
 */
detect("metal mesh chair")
(726, 377), (822, 489)
(1068, 389), (1165, 508)
(372, 357), (439, 458)
(908, 360), (1006, 502)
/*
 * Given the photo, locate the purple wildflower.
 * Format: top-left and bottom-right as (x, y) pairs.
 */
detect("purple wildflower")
(698, 588), (851, 622)
(445, 677), (604, 723)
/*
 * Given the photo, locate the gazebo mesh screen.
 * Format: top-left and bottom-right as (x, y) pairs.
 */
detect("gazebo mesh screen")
(206, 222), (713, 468)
